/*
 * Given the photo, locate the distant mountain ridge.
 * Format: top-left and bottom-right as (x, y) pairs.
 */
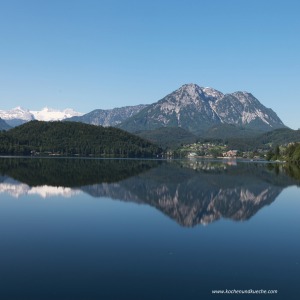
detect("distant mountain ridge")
(0, 118), (11, 131)
(119, 84), (286, 134)
(0, 106), (83, 127)
(66, 104), (148, 126)
(1, 83), (286, 136)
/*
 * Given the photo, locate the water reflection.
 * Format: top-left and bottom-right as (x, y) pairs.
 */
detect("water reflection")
(0, 157), (299, 226)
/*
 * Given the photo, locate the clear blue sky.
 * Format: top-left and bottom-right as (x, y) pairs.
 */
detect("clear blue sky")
(0, 0), (299, 129)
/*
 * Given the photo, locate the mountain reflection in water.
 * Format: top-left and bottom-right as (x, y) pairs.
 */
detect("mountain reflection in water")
(0, 157), (299, 227)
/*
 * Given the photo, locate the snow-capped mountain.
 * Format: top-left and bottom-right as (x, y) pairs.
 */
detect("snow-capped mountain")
(0, 106), (83, 127)
(0, 83), (286, 133)
(119, 83), (286, 133)
(0, 106), (34, 127)
(31, 107), (83, 121)
(66, 104), (148, 127)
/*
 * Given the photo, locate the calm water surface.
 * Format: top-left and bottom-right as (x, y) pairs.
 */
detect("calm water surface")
(0, 157), (299, 299)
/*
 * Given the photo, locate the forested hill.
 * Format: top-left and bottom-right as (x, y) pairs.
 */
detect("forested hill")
(0, 121), (162, 157)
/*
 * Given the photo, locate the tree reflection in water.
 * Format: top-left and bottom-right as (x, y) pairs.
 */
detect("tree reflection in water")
(0, 157), (299, 226)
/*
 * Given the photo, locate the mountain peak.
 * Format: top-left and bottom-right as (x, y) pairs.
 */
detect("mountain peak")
(0, 107), (83, 126)
(119, 83), (286, 133)
(182, 83), (198, 87)
(178, 83), (203, 102)
(0, 107), (34, 122)
(202, 87), (224, 100)
(179, 84), (224, 101)
(0, 83), (286, 134)
(14, 106), (26, 110)
(66, 104), (148, 127)
(181, 83), (200, 91)
(231, 91), (253, 98)
(228, 91), (260, 106)
(30, 107), (83, 121)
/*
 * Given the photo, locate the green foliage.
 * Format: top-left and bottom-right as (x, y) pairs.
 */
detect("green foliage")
(210, 148), (222, 158)
(0, 121), (162, 157)
(266, 143), (300, 163)
(201, 124), (263, 140)
(284, 163), (300, 180)
(266, 150), (275, 161)
(287, 143), (300, 163)
(266, 145), (281, 161)
(136, 127), (198, 149)
(275, 145), (280, 156)
(226, 128), (300, 151)
(120, 119), (300, 153)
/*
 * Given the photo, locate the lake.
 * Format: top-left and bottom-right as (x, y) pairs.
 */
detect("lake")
(0, 157), (299, 299)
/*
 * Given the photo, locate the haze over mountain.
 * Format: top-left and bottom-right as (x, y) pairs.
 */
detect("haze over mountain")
(0, 118), (11, 131)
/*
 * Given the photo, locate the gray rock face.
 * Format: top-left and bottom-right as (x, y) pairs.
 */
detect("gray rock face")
(212, 91), (284, 130)
(66, 104), (148, 127)
(119, 84), (285, 133)
(1, 84), (285, 134)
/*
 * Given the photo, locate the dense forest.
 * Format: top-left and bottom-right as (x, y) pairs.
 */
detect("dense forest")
(0, 121), (162, 157)
(287, 143), (300, 163)
(130, 126), (300, 151)
(136, 127), (198, 148)
(267, 142), (300, 164)
(224, 128), (300, 151)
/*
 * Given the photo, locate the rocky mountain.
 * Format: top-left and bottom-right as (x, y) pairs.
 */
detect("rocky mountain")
(212, 91), (284, 130)
(0, 83), (286, 136)
(0, 118), (11, 131)
(0, 106), (83, 127)
(119, 83), (286, 134)
(66, 104), (148, 126)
